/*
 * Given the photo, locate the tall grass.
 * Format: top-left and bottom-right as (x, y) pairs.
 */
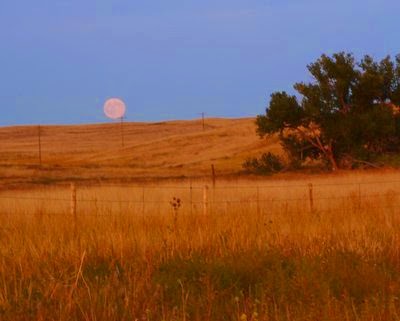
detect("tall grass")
(1, 173), (400, 320)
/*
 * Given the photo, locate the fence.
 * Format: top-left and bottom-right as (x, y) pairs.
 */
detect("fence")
(1, 179), (400, 220)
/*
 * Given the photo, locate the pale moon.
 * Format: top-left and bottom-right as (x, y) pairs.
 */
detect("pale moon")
(104, 98), (126, 119)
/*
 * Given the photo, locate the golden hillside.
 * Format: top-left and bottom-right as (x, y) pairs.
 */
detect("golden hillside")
(0, 118), (280, 184)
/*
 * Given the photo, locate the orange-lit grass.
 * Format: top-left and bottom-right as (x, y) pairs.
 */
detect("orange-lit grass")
(1, 175), (400, 320)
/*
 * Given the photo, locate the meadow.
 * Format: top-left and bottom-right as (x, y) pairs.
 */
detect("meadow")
(1, 170), (400, 320)
(2, 120), (400, 320)
(0, 118), (273, 186)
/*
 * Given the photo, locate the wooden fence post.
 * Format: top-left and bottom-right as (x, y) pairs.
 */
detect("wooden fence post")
(71, 183), (77, 229)
(142, 187), (145, 217)
(38, 125), (42, 167)
(190, 179), (193, 215)
(211, 164), (216, 188)
(308, 183), (314, 212)
(203, 185), (209, 215)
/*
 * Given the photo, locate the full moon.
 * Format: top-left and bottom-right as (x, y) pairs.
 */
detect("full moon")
(104, 98), (126, 119)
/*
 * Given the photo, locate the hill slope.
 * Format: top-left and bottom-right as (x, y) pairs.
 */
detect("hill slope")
(0, 118), (280, 184)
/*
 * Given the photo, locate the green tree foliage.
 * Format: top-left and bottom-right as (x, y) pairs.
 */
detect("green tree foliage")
(256, 53), (400, 170)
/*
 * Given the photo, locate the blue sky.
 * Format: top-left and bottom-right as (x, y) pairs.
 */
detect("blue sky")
(0, 0), (399, 125)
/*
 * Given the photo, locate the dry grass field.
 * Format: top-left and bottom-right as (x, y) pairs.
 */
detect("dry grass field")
(0, 118), (280, 186)
(2, 119), (400, 320)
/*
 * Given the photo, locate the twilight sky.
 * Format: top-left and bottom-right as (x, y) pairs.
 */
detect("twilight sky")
(0, 0), (399, 125)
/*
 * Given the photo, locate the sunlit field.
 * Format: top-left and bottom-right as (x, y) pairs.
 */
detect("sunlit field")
(0, 119), (273, 185)
(1, 171), (400, 320)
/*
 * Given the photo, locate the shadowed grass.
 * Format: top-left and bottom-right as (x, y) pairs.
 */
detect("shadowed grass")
(153, 248), (400, 320)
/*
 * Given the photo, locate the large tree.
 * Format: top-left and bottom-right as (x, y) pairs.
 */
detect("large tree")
(256, 52), (400, 170)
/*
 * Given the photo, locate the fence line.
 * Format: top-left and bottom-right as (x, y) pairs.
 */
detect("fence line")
(65, 180), (400, 189)
(1, 204), (399, 218)
(209, 179), (400, 189)
(13, 179), (400, 190)
(0, 180), (399, 218)
(0, 191), (397, 204)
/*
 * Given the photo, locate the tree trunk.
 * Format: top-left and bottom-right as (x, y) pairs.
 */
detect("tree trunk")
(327, 152), (339, 171)
(326, 143), (339, 171)
(294, 128), (339, 170)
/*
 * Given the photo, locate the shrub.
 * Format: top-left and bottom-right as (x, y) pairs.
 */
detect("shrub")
(243, 152), (284, 174)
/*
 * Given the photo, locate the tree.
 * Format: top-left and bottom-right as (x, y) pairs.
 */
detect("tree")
(256, 52), (400, 170)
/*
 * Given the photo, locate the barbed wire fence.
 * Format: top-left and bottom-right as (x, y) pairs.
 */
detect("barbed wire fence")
(0, 179), (400, 220)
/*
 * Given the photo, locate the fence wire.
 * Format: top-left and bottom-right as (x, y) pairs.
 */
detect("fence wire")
(0, 179), (399, 216)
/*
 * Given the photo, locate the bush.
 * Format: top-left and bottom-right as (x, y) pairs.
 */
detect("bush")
(243, 152), (284, 174)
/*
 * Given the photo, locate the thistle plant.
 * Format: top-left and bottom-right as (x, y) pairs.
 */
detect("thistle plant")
(169, 197), (182, 232)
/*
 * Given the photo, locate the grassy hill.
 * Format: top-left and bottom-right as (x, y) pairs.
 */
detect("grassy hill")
(0, 118), (281, 185)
